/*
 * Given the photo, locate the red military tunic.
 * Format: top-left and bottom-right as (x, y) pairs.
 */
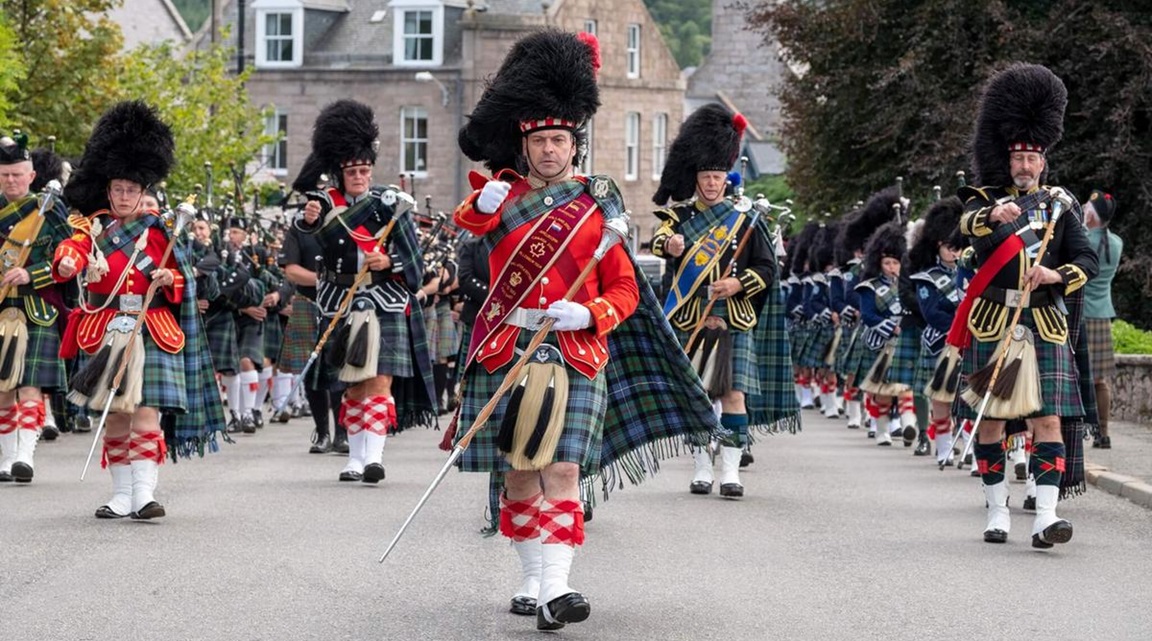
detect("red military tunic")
(52, 212), (185, 358)
(455, 173), (639, 380)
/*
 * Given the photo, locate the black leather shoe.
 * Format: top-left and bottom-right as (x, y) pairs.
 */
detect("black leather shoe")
(740, 449), (754, 467)
(309, 433), (332, 454)
(241, 415), (257, 434)
(0, 470), (12, 482)
(95, 505), (130, 519)
(252, 409), (264, 429)
(41, 425), (59, 441)
(583, 502), (593, 523)
(274, 409), (292, 424)
(1097, 435), (1112, 449)
(339, 470), (362, 482)
(690, 481), (713, 495)
(914, 435), (931, 456)
(509, 596), (536, 616)
(362, 463), (385, 484)
(74, 415), (93, 433)
(333, 432), (349, 454)
(983, 529), (1008, 543)
(226, 416), (242, 434)
(719, 482), (744, 498)
(12, 462), (32, 483)
(902, 425), (917, 446)
(131, 501), (166, 520)
(536, 592), (590, 630)
(1032, 520), (1073, 549)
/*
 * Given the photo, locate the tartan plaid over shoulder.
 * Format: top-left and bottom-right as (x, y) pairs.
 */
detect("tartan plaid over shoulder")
(745, 225), (802, 437)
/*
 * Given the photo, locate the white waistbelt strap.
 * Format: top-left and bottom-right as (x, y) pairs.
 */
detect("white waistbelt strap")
(505, 307), (548, 330)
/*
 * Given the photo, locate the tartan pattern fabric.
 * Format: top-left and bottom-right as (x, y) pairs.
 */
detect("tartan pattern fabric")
(1030, 441), (1065, 487)
(674, 301), (759, 396)
(800, 323), (835, 369)
(539, 498), (585, 546)
(4, 307), (65, 390)
(458, 332), (608, 473)
(0, 403), (16, 434)
(16, 399), (43, 430)
(1084, 317), (1115, 379)
(913, 343), (939, 391)
(499, 492), (542, 542)
(835, 322), (858, 368)
(236, 321), (265, 365)
(375, 309), (414, 377)
(391, 303), (437, 430)
(840, 326), (878, 382)
(203, 310), (239, 374)
(435, 300), (458, 361)
(102, 434), (131, 468)
(885, 325), (922, 388)
(423, 303), (439, 362)
(958, 313), (1083, 420)
(974, 441), (1006, 485)
(278, 298), (319, 372)
(263, 315), (284, 363)
(129, 429), (166, 464)
(743, 255), (802, 435)
(350, 395), (396, 436)
(789, 324), (812, 367)
(340, 396), (365, 435)
(454, 323), (474, 385)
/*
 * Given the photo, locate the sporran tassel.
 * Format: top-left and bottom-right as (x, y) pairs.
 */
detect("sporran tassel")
(346, 319), (370, 368)
(505, 362), (569, 471)
(860, 340), (908, 397)
(496, 374), (528, 454)
(71, 329), (145, 414)
(339, 309), (380, 384)
(325, 321), (351, 369)
(961, 326), (1041, 419)
(926, 345), (962, 404)
(70, 343), (111, 398)
(0, 308), (28, 392)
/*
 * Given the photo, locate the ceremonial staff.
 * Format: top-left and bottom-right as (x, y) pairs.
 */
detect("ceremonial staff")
(81, 196), (198, 480)
(379, 214), (630, 563)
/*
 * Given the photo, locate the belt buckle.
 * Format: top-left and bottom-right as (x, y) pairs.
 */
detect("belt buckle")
(524, 309), (546, 330)
(1004, 289), (1023, 308)
(120, 294), (143, 313)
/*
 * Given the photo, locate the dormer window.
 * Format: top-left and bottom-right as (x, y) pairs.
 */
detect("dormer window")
(390, 0), (444, 67)
(254, 0), (303, 68)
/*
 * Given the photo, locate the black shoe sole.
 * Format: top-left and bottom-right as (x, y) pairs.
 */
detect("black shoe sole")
(95, 505), (130, 519)
(719, 483), (744, 498)
(537, 593), (590, 630)
(362, 463), (385, 484)
(338, 471), (363, 482)
(11, 462), (33, 482)
(1032, 520), (1073, 548)
(131, 502), (166, 520)
(689, 481), (713, 495)
(983, 529), (1008, 543)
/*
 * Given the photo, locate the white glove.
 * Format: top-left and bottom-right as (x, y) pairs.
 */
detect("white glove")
(545, 300), (592, 331)
(477, 180), (512, 214)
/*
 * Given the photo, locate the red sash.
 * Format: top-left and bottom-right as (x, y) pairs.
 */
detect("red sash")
(467, 194), (600, 365)
(945, 234), (1024, 348)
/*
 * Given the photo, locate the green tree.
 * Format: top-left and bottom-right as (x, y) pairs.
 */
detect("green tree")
(1, 0), (124, 155)
(117, 38), (278, 195)
(644, 0), (712, 68)
(0, 11), (27, 125)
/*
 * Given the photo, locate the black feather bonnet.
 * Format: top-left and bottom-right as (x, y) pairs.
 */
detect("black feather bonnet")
(971, 63), (1067, 187)
(292, 99), (379, 193)
(653, 103), (747, 205)
(906, 197), (963, 274)
(862, 220), (907, 280)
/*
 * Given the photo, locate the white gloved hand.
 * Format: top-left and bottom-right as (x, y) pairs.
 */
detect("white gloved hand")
(477, 180), (512, 214)
(545, 300), (592, 331)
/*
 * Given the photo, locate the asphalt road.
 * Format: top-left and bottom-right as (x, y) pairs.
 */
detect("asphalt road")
(3, 408), (1150, 640)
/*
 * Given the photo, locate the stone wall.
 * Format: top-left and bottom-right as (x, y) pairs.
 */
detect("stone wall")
(1110, 355), (1152, 422)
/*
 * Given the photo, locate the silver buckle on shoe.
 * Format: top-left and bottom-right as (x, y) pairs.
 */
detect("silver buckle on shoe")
(119, 294), (143, 313)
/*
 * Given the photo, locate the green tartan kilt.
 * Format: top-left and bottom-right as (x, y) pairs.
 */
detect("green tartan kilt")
(237, 320), (264, 365)
(789, 323), (813, 367)
(957, 313), (1083, 420)
(454, 322), (473, 385)
(72, 326), (187, 412)
(839, 326), (874, 381)
(263, 313), (284, 364)
(19, 316), (66, 391)
(278, 299), (318, 373)
(835, 322), (859, 373)
(914, 344), (939, 392)
(674, 300), (760, 396)
(800, 323), (835, 369)
(886, 325), (922, 388)
(203, 310), (239, 375)
(423, 304), (439, 361)
(374, 308), (414, 378)
(435, 304), (458, 361)
(456, 331), (607, 474)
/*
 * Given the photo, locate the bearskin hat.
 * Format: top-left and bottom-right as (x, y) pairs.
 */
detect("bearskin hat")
(458, 29), (601, 173)
(861, 220), (907, 280)
(971, 63), (1067, 187)
(29, 148), (65, 192)
(788, 220), (821, 275)
(906, 197), (964, 273)
(63, 101), (175, 215)
(292, 100), (379, 193)
(809, 222), (839, 273)
(0, 132), (30, 165)
(653, 104), (746, 205)
(837, 187), (903, 262)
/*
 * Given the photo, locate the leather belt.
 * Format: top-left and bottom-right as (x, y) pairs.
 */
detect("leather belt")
(319, 269), (396, 287)
(505, 307), (549, 330)
(86, 292), (165, 313)
(981, 286), (1054, 309)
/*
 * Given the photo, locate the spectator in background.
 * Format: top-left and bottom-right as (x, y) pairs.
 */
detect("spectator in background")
(1082, 190), (1123, 449)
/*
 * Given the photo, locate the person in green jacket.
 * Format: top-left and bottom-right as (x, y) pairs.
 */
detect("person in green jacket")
(1082, 189), (1123, 449)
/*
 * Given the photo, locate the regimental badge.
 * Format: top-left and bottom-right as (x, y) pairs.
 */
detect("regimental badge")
(509, 271), (522, 287)
(919, 285), (930, 300)
(381, 190), (397, 207)
(713, 227), (728, 241)
(591, 177), (609, 199)
(694, 251), (709, 266)
(485, 301), (502, 321)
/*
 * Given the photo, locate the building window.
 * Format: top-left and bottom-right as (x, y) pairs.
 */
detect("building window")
(624, 112), (640, 181)
(626, 24), (641, 79)
(264, 111), (288, 173)
(584, 19), (597, 36)
(254, 7), (302, 68)
(651, 112), (667, 179)
(579, 117), (594, 175)
(401, 107), (429, 176)
(391, 2), (444, 66)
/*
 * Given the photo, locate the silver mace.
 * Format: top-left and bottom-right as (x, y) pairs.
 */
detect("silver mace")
(379, 213), (630, 563)
(81, 197), (198, 480)
(955, 187), (1072, 470)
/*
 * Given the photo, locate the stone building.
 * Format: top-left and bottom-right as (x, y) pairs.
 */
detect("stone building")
(199, 0), (685, 243)
(686, 0), (787, 178)
(109, 0), (194, 50)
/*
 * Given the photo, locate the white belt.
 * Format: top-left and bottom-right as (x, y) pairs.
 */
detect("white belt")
(505, 307), (548, 330)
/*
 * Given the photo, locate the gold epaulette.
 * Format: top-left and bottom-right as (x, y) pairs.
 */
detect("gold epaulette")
(66, 212), (93, 236)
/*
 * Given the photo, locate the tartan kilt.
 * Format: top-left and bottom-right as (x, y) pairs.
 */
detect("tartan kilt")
(455, 322), (474, 384)
(913, 345), (939, 392)
(435, 304), (458, 361)
(278, 298), (319, 373)
(957, 313), (1083, 420)
(885, 325), (922, 388)
(375, 308), (414, 377)
(789, 323), (812, 367)
(71, 325), (187, 411)
(674, 300), (760, 395)
(839, 326), (875, 381)
(1084, 317), (1115, 379)
(423, 304), (439, 362)
(456, 331), (607, 474)
(203, 310), (239, 375)
(263, 313), (284, 364)
(236, 320), (265, 366)
(835, 322), (859, 373)
(800, 323), (835, 369)
(21, 316), (66, 391)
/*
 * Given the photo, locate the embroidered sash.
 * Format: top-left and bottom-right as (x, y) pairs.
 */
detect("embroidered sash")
(663, 206), (744, 319)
